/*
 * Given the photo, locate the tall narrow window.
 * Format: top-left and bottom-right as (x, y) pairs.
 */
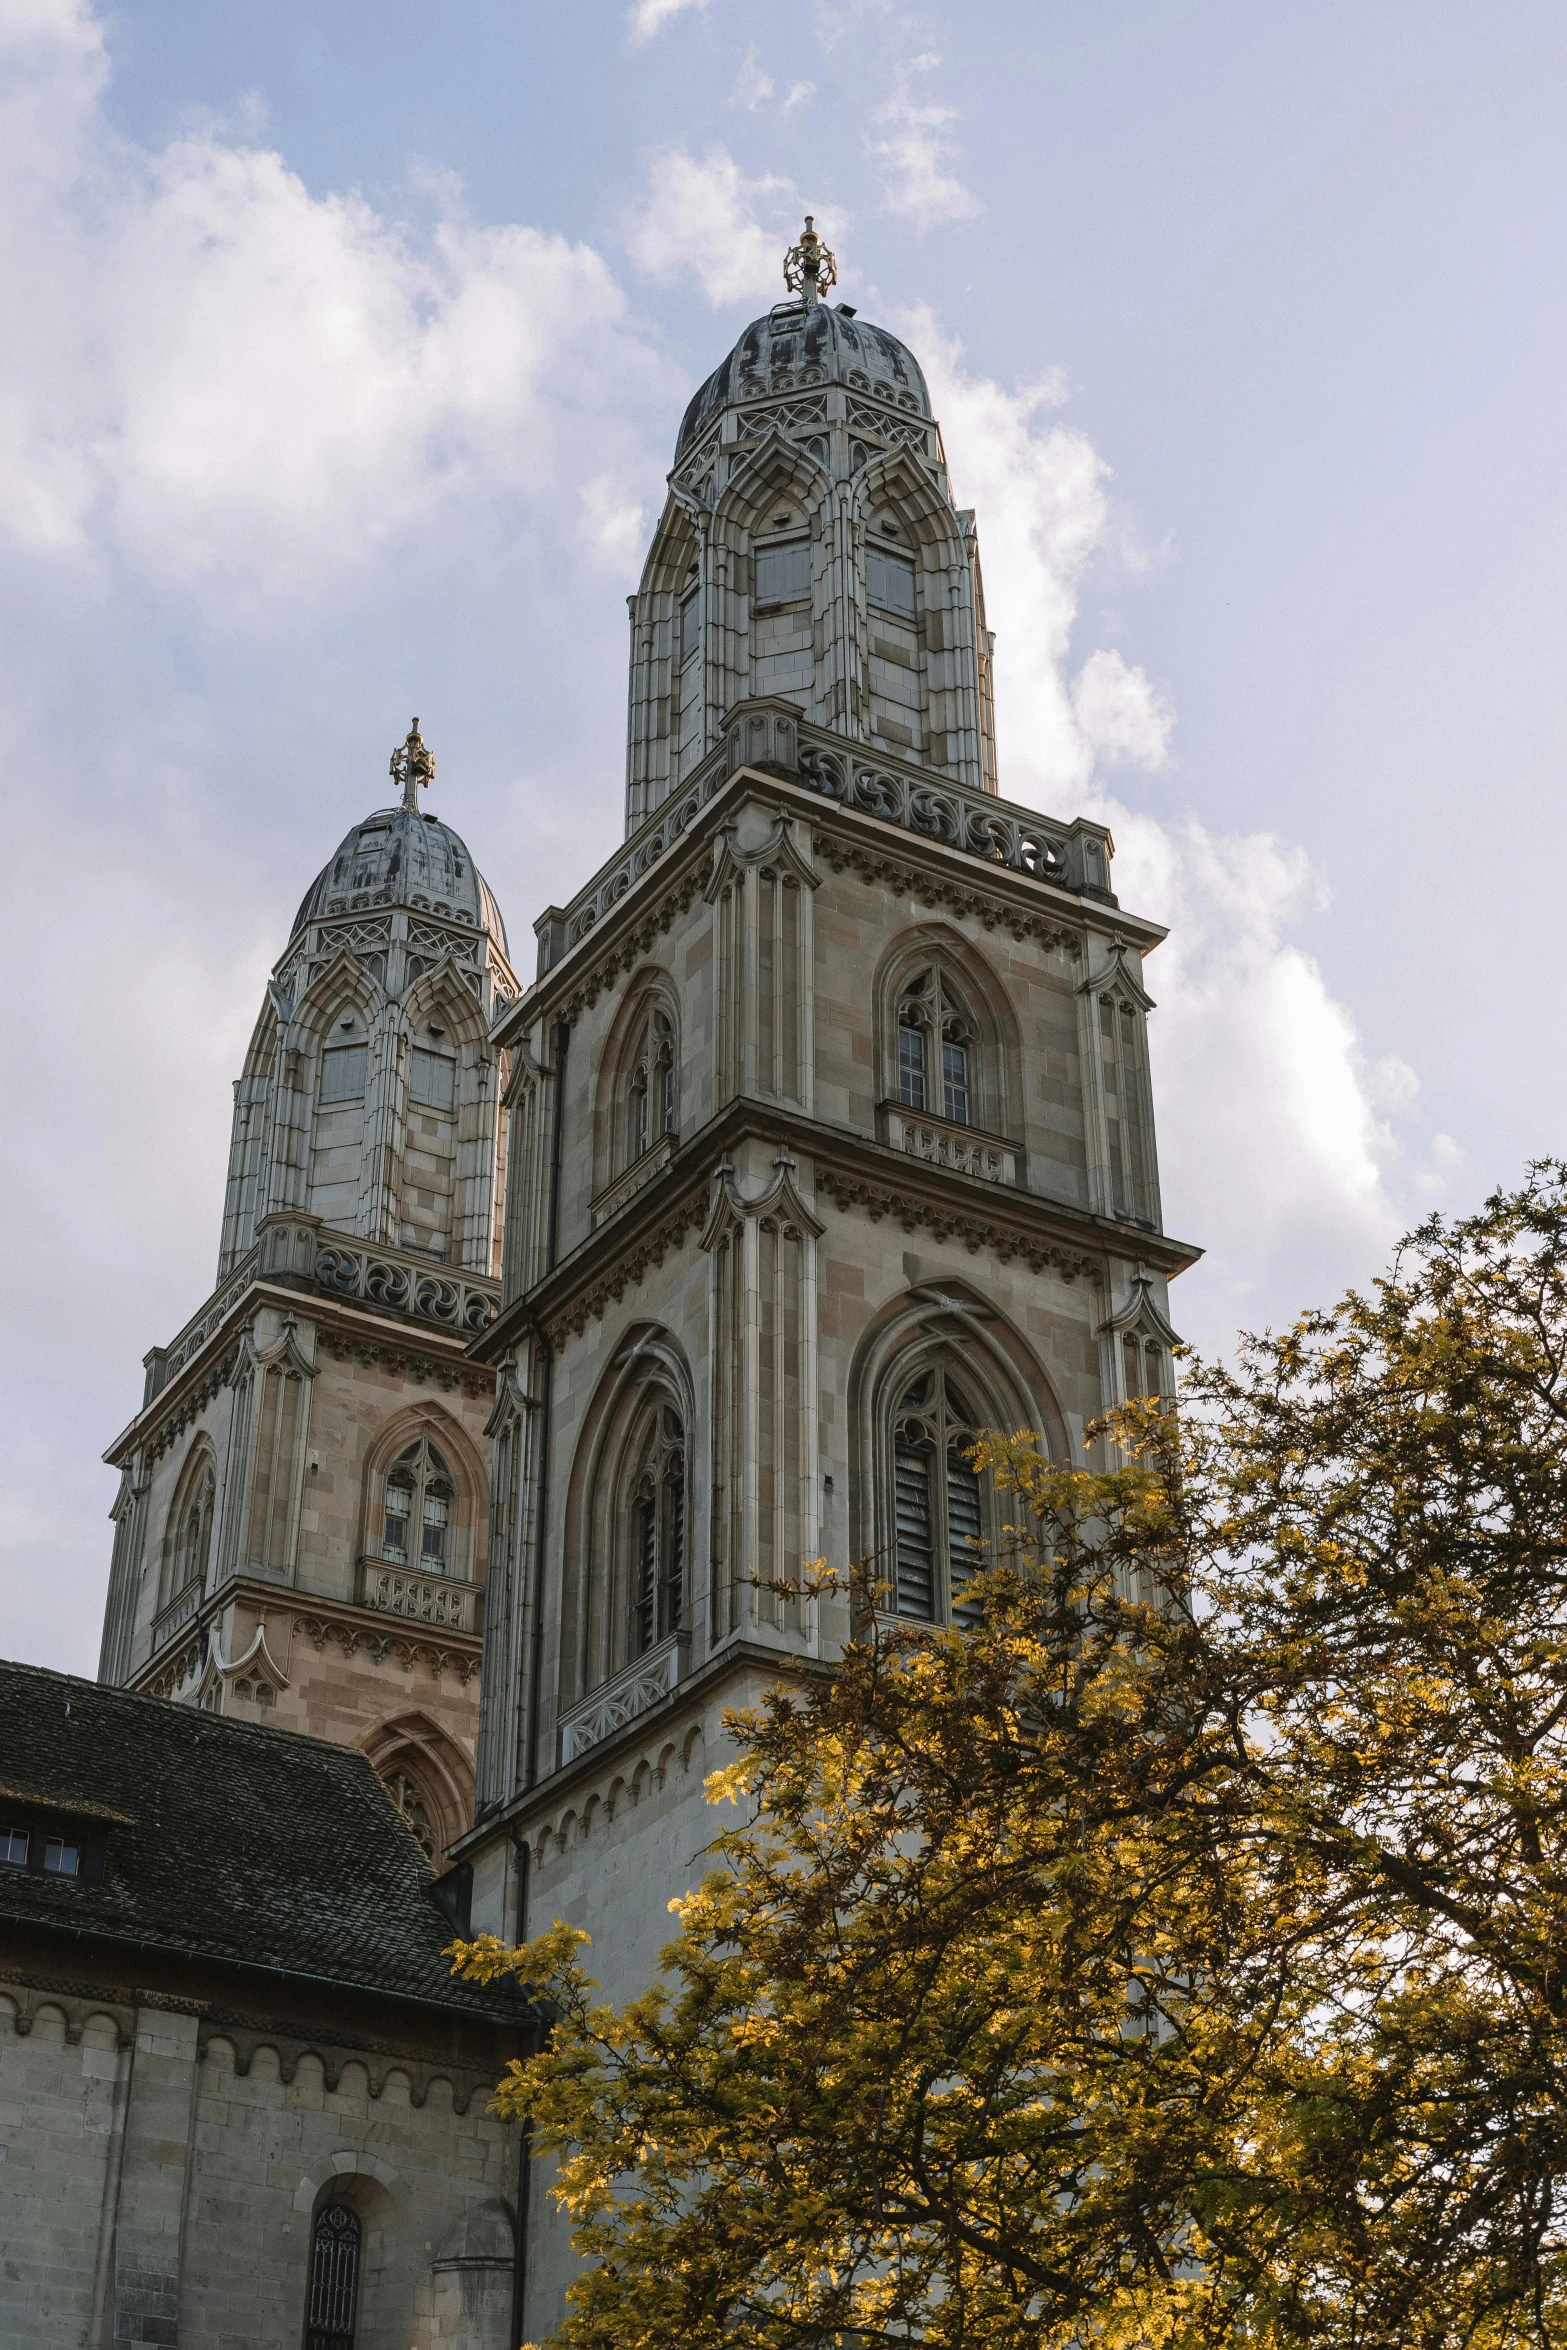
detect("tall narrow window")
(889, 1366), (985, 1624)
(1101, 997), (1153, 1224)
(626, 1006), (677, 1168)
(898, 1019), (927, 1111)
(306, 2202), (361, 2350)
(378, 1438), (456, 1576)
(172, 1460), (215, 1599)
(631, 1407), (686, 1656)
(896, 970), (976, 1127)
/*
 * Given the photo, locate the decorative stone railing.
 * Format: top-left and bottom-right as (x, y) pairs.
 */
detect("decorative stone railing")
(146, 1251), (262, 1398)
(878, 1104), (1019, 1187)
(535, 700), (1115, 976)
(150, 1584), (203, 1654)
(311, 1237), (498, 1336)
(558, 1631), (690, 1764)
(145, 1221), (500, 1404)
(357, 1558), (478, 1634)
(591, 1134), (678, 1228)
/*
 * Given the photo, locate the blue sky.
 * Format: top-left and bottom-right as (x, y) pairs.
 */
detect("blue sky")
(4, 0), (1564, 1671)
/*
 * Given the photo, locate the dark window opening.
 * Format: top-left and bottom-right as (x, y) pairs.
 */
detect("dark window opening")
(633, 1408), (686, 1656)
(306, 2201), (361, 2350)
(0, 1829), (27, 1868)
(891, 1367), (986, 1625)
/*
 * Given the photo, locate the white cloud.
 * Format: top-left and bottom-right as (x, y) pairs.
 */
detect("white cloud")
(627, 0), (710, 44)
(866, 53), (983, 232)
(579, 472), (649, 573)
(0, 44), (658, 593)
(620, 145), (803, 310)
(917, 316), (1438, 1351)
(731, 49), (815, 112)
(731, 45), (772, 108)
(1070, 647), (1174, 773)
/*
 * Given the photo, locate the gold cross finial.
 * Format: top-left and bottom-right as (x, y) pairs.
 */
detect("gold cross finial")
(783, 216), (837, 310)
(390, 718), (435, 814)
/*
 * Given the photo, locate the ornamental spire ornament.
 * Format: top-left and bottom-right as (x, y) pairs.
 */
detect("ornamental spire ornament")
(783, 216), (837, 310)
(390, 718), (435, 813)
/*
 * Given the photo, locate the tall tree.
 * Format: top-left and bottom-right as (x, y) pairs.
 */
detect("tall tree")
(457, 1168), (1567, 2350)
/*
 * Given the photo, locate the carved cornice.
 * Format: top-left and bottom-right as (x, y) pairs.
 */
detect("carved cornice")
(553, 864), (709, 1029)
(814, 832), (1081, 956)
(814, 1168), (1101, 1283)
(541, 1193), (709, 1348)
(476, 1099), (1200, 1367)
(316, 1327), (492, 1399)
(290, 1606), (482, 1684)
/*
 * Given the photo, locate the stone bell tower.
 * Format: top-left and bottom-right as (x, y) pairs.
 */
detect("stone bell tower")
(97, 726), (520, 1864)
(459, 223), (1201, 2338)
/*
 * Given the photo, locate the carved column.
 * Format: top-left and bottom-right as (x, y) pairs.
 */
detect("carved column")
(701, 1154), (823, 1651)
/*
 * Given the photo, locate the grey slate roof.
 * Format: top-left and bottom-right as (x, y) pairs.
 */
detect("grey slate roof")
(0, 1661), (525, 2023)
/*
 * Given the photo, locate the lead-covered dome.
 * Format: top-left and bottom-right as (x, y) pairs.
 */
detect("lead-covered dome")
(290, 804), (508, 955)
(675, 301), (932, 458)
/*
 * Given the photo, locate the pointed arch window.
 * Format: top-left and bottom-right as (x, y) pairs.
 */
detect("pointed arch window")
(896, 968), (974, 1127)
(632, 1406), (686, 1656)
(174, 1461), (215, 1597)
(890, 1366), (985, 1626)
(627, 1005), (677, 1167)
(1099, 996), (1154, 1225)
(379, 1438), (455, 1575)
(305, 2202), (361, 2350)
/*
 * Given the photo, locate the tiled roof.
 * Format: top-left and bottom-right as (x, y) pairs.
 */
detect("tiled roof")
(0, 1661), (526, 2024)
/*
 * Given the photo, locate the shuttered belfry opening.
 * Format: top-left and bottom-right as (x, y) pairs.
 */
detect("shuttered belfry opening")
(891, 1366), (985, 1626)
(307, 2201), (361, 2349)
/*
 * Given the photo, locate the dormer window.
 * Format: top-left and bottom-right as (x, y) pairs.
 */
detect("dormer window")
(0, 1818), (105, 1882)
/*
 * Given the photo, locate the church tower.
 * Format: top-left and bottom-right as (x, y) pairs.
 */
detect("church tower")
(97, 726), (520, 1865)
(461, 224), (1199, 2334)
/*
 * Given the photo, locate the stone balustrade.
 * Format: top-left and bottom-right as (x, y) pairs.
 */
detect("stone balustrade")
(878, 1104), (1019, 1187)
(145, 1221), (501, 1405)
(535, 699), (1115, 976)
(557, 1632), (690, 1763)
(356, 1559), (478, 1634)
(150, 1584), (203, 1655)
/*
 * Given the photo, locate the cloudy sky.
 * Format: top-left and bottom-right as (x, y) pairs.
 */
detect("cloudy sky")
(4, 0), (1564, 1673)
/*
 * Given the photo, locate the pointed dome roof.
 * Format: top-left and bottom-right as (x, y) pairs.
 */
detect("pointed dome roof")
(674, 300), (933, 458)
(289, 723), (508, 956)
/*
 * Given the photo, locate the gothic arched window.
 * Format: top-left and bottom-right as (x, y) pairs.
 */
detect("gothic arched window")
(627, 1005), (677, 1167)
(305, 2201), (361, 2350)
(896, 968), (974, 1127)
(379, 1438), (454, 1576)
(632, 1407), (686, 1655)
(1100, 995), (1155, 1225)
(889, 1365), (985, 1626)
(173, 1460), (215, 1598)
